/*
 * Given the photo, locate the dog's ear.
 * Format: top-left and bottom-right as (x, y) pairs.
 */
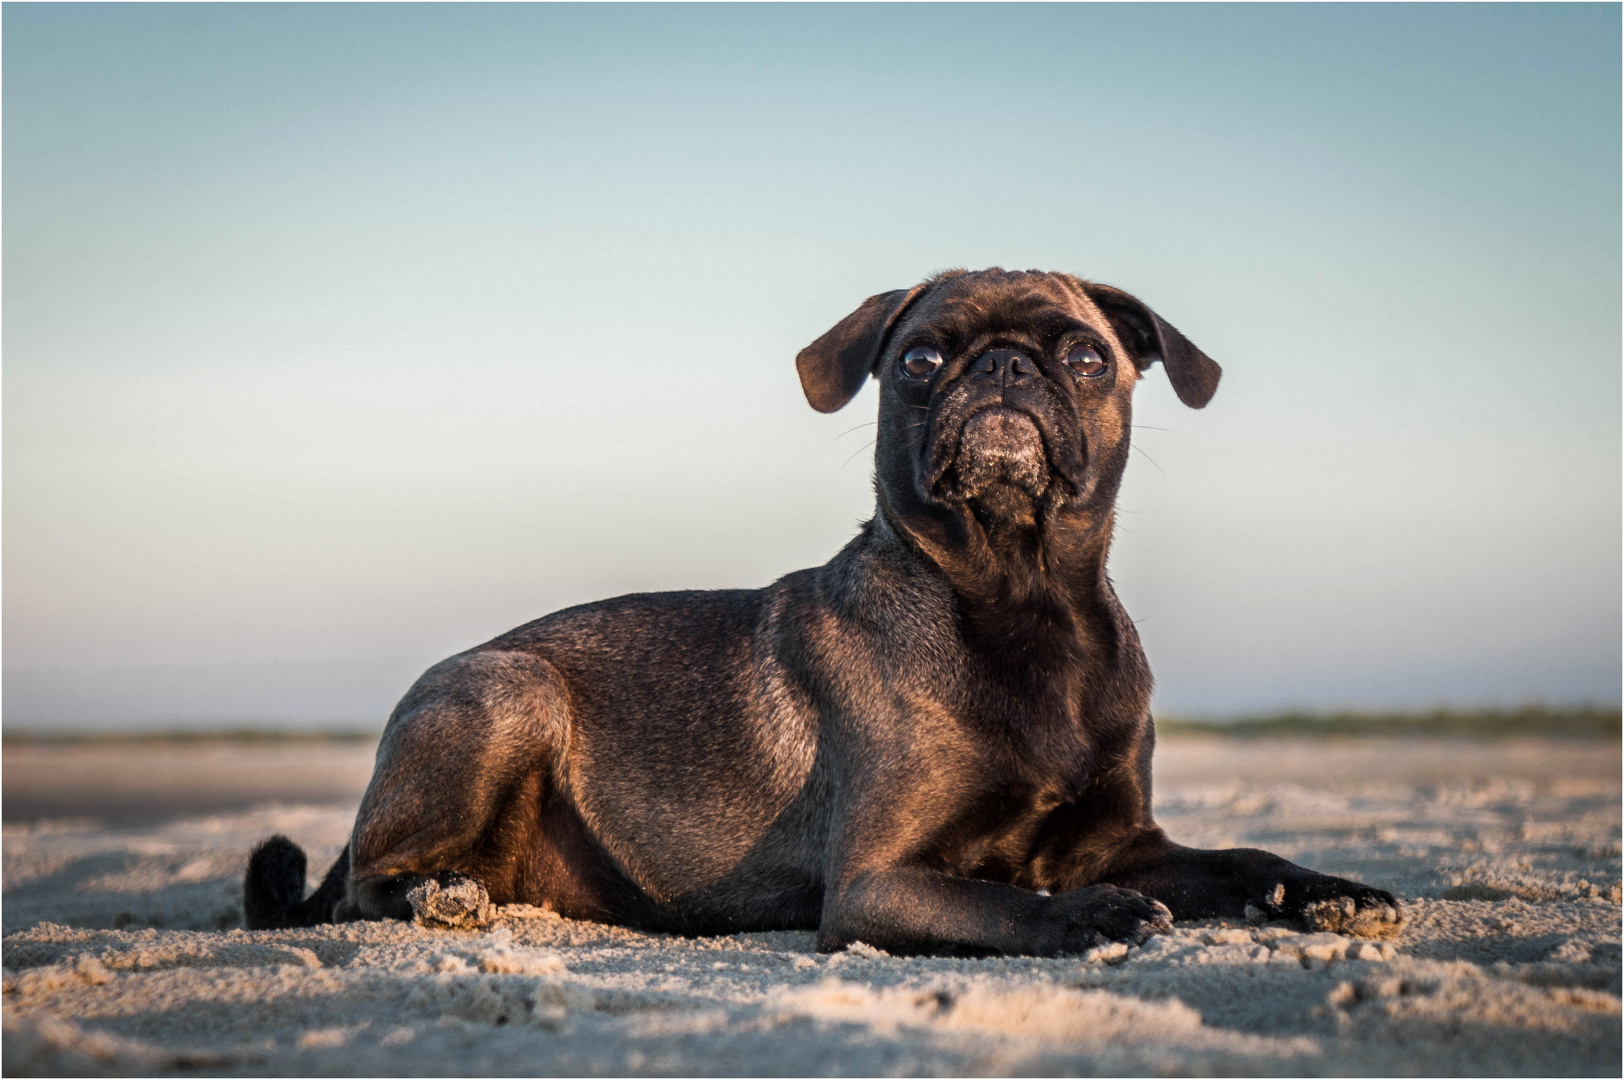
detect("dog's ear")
(1082, 283), (1222, 409)
(796, 285), (929, 413)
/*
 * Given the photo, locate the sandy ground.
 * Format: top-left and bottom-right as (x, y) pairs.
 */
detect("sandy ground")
(2, 736), (1619, 1077)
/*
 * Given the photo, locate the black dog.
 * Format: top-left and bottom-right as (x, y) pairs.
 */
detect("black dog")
(246, 269), (1403, 953)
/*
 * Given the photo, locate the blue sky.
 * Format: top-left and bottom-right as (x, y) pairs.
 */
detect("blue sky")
(5, 4), (1619, 729)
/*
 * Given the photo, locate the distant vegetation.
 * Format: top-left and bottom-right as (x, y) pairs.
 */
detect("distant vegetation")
(3, 706), (1619, 743)
(1, 726), (380, 745)
(1157, 705), (1620, 740)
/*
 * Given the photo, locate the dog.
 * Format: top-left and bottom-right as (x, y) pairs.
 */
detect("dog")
(245, 268), (1404, 954)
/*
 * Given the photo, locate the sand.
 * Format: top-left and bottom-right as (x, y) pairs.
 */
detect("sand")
(2, 736), (1619, 1077)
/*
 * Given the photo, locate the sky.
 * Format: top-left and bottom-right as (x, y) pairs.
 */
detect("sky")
(4, 3), (1619, 730)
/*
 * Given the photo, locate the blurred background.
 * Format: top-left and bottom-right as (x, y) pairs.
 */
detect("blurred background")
(5, 3), (1620, 734)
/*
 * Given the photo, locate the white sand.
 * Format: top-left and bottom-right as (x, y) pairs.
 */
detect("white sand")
(3, 737), (1619, 1076)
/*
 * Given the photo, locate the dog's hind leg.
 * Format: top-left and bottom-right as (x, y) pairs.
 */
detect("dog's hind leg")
(345, 649), (571, 929)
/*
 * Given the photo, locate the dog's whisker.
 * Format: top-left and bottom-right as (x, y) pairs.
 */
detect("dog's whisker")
(837, 422), (879, 440)
(1131, 444), (1167, 480)
(841, 439), (877, 468)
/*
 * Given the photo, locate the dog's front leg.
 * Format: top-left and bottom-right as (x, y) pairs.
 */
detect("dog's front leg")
(1096, 829), (1405, 939)
(817, 866), (1171, 957)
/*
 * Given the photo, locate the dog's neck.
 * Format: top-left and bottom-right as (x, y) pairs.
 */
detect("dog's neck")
(871, 488), (1127, 653)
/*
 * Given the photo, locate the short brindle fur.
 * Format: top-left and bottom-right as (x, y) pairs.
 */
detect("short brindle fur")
(246, 268), (1404, 953)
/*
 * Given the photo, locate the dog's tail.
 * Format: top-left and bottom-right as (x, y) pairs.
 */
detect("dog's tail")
(243, 835), (350, 930)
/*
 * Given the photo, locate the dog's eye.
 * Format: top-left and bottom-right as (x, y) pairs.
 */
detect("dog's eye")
(1063, 344), (1107, 377)
(900, 346), (943, 380)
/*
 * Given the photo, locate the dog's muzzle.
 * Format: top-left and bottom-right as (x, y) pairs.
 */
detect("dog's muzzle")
(951, 405), (1051, 498)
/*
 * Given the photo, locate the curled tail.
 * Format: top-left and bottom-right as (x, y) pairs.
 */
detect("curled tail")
(243, 835), (350, 930)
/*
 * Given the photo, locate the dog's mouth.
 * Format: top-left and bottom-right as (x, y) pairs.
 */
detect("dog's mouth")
(943, 406), (1053, 500)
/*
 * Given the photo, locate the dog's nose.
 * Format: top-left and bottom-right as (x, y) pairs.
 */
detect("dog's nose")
(974, 349), (1036, 388)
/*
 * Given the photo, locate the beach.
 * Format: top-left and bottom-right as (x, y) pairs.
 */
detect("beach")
(3, 734), (1619, 1076)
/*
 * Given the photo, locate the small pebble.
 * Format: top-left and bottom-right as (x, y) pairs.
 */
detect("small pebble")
(1083, 941), (1131, 965)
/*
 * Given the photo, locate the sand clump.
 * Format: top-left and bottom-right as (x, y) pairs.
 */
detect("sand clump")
(2, 737), (1619, 1076)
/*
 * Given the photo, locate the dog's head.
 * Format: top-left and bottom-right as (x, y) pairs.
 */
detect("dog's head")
(797, 269), (1220, 561)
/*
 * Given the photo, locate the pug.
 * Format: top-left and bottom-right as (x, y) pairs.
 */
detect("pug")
(245, 268), (1404, 953)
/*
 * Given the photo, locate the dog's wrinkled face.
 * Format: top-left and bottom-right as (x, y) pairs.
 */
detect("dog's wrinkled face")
(796, 267), (1220, 560)
(877, 272), (1135, 525)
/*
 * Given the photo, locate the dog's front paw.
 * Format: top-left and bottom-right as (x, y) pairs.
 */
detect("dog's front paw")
(1245, 876), (1405, 939)
(405, 871), (493, 930)
(1046, 884), (1173, 954)
(1300, 890), (1405, 938)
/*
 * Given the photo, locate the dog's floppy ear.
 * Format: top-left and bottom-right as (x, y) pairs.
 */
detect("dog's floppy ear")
(1082, 282), (1222, 409)
(796, 284), (929, 413)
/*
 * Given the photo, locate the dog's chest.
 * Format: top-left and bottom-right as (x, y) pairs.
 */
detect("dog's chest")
(931, 750), (1101, 888)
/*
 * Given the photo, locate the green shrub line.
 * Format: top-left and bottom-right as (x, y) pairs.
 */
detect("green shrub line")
(2, 705), (1619, 744)
(0, 726), (379, 745)
(1156, 705), (1621, 740)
